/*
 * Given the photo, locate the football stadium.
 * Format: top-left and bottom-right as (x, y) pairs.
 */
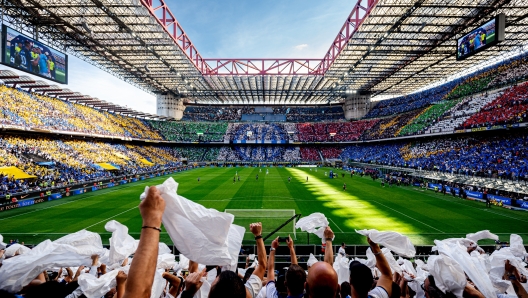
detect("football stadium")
(0, 0), (527, 297)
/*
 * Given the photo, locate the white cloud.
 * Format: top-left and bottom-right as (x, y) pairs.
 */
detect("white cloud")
(294, 44), (309, 51)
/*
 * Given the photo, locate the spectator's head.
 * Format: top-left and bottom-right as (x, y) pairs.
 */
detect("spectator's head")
(340, 281), (351, 298)
(349, 261), (373, 297)
(305, 261), (338, 298)
(342, 242), (346, 248)
(423, 275), (456, 298)
(285, 264), (306, 296)
(209, 270), (246, 298)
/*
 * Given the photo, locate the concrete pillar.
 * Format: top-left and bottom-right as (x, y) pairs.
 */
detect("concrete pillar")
(342, 93), (371, 120)
(156, 93), (185, 120)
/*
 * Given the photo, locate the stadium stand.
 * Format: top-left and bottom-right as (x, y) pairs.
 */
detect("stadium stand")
(461, 81), (528, 129)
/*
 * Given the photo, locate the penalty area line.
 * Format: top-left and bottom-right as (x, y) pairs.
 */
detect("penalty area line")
(328, 218), (345, 233)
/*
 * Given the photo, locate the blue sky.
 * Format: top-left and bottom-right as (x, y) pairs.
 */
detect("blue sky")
(1, 0), (355, 113)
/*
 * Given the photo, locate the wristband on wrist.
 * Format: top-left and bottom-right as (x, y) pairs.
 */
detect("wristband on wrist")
(325, 238), (333, 242)
(270, 247), (276, 252)
(254, 235), (262, 240)
(373, 250), (383, 255)
(142, 225), (162, 232)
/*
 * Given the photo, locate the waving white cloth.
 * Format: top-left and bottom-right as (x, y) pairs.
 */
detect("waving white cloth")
(334, 255), (351, 285)
(78, 266), (129, 298)
(434, 239), (496, 298)
(489, 247), (528, 292)
(105, 220), (138, 266)
(0, 234), (5, 249)
(364, 247), (401, 274)
(510, 234), (528, 258)
(140, 178), (243, 265)
(159, 242), (172, 255)
(466, 230), (499, 243)
(178, 254), (189, 270)
(157, 253), (177, 269)
(0, 232), (104, 293)
(4, 243), (31, 257)
(356, 229), (416, 258)
(307, 253), (319, 267)
(295, 213), (333, 243)
(427, 255), (466, 297)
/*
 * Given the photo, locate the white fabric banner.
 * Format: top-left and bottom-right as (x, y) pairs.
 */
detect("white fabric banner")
(434, 239), (496, 298)
(0, 232), (104, 293)
(140, 178), (243, 266)
(427, 255), (466, 297)
(105, 220), (138, 266)
(466, 230), (499, 243)
(356, 229), (416, 258)
(295, 213), (333, 243)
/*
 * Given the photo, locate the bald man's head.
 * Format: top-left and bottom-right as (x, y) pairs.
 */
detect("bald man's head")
(305, 262), (338, 298)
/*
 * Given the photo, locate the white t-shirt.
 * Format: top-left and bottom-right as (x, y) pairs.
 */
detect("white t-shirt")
(368, 286), (389, 298)
(338, 247), (346, 256)
(245, 274), (263, 298)
(266, 281), (278, 298)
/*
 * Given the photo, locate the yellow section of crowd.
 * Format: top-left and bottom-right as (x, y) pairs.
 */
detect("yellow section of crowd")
(0, 85), (164, 140)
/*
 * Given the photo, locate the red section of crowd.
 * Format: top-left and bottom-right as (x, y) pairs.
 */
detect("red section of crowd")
(462, 81), (528, 129)
(300, 147), (320, 161)
(296, 120), (379, 142)
(320, 147), (343, 159)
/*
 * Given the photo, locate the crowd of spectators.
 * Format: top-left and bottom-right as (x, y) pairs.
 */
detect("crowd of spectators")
(364, 81), (459, 118)
(226, 123), (289, 142)
(341, 133), (528, 180)
(217, 146), (300, 162)
(181, 106), (249, 121)
(0, 85), (163, 140)
(461, 81), (528, 129)
(297, 120), (378, 142)
(149, 121), (228, 142)
(300, 147), (320, 161)
(361, 109), (426, 140)
(426, 90), (502, 133)
(398, 99), (461, 136)
(1, 188), (527, 298)
(180, 105), (347, 122)
(0, 135), (182, 198)
(320, 147), (343, 159)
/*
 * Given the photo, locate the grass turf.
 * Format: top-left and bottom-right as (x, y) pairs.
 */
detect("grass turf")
(1, 167), (527, 246)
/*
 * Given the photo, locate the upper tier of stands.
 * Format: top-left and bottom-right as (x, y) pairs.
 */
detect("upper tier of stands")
(0, 53), (527, 146)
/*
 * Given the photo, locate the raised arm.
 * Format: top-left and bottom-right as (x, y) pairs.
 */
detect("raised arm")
(122, 186), (165, 298)
(250, 222), (267, 280)
(368, 237), (392, 297)
(268, 237), (279, 282)
(324, 226), (334, 266)
(286, 235), (297, 265)
(115, 271), (127, 298)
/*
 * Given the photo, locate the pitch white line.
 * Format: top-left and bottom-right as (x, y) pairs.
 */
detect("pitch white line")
(329, 218), (345, 233)
(83, 206), (138, 230)
(371, 200), (445, 233)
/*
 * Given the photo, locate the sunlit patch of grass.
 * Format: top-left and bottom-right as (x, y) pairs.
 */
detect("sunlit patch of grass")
(286, 168), (418, 234)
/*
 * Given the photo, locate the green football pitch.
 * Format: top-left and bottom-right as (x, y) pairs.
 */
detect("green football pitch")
(1, 167), (527, 246)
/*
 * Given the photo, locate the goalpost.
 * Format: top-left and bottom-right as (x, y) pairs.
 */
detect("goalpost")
(225, 209), (299, 240)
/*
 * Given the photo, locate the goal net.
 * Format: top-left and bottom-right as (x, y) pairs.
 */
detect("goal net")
(225, 209), (298, 240)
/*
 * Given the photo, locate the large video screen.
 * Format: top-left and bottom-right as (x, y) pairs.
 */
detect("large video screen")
(2, 25), (68, 84)
(456, 14), (505, 61)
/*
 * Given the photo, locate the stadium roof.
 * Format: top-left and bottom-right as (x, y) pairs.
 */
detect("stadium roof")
(1, 0), (527, 105)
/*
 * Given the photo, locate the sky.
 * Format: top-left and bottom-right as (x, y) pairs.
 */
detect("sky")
(1, 0), (355, 113)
